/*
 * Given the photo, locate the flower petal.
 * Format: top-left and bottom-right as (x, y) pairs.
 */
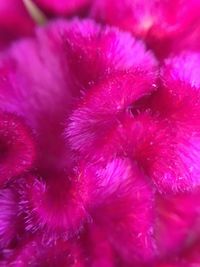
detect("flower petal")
(89, 159), (156, 263)
(19, 173), (89, 241)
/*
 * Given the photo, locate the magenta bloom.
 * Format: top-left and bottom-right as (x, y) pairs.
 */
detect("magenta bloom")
(91, 0), (200, 58)
(0, 1), (200, 267)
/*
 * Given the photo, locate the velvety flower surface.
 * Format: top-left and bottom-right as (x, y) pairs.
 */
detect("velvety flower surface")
(0, 1), (199, 267)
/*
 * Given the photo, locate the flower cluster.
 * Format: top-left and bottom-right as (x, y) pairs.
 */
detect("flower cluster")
(0, 1), (200, 266)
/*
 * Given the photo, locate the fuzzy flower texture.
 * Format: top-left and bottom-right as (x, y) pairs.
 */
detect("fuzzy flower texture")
(1, 0), (200, 266)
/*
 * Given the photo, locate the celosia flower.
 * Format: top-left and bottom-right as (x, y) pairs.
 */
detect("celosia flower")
(0, 20), (157, 264)
(0, 1), (199, 267)
(67, 49), (200, 193)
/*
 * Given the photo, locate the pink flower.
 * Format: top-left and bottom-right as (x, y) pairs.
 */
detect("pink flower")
(0, 112), (35, 185)
(67, 47), (200, 193)
(0, 19), (157, 265)
(0, 2), (199, 267)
